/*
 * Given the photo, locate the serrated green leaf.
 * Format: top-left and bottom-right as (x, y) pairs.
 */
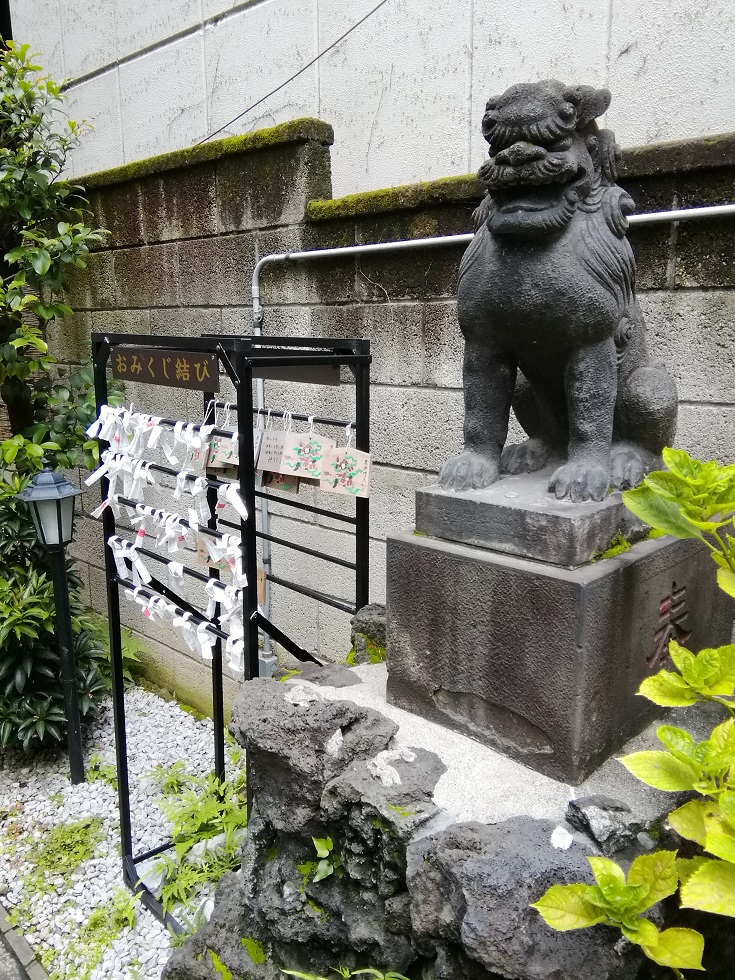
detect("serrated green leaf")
(656, 725), (697, 765)
(628, 850), (678, 910)
(718, 567), (735, 599)
(638, 670), (699, 707)
(618, 751), (700, 791)
(719, 792), (735, 833)
(530, 883), (607, 931)
(668, 799), (709, 845)
(587, 857), (626, 887)
(641, 927), (705, 971)
(676, 856), (708, 885)
(623, 485), (704, 541)
(680, 858), (735, 915)
(621, 916), (659, 947)
(703, 810), (735, 864)
(662, 448), (701, 483)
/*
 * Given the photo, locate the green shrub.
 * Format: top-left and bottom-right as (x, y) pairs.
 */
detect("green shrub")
(532, 449), (735, 977)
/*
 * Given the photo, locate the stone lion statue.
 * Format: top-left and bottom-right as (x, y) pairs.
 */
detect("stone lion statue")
(438, 80), (677, 501)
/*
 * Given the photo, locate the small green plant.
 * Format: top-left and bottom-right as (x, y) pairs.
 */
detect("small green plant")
(591, 532), (631, 562)
(624, 447), (735, 598)
(152, 762), (248, 915)
(533, 449), (735, 975)
(345, 635), (386, 666)
(24, 817), (104, 893)
(311, 836), (344, 882)
(531, 853), (703, 974)
(148, 760), (191, 796)
(86, 752), (118, 790)
(75, 887), (139, 977)
(282, 968), (410, 980)
(241, 937), (266, 964)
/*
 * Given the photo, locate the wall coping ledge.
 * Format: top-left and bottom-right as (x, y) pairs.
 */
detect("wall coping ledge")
(80, 118), (335, 189)
(306, 131), (735, 224)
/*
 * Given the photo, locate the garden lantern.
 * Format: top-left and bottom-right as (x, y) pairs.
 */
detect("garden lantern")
(16, 467), (85, 783)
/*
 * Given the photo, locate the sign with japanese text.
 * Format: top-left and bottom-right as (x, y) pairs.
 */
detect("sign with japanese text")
(111, 347), (219, 392)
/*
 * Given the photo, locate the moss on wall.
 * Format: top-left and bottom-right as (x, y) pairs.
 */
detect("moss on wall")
(306, 173), (484, 222)
(81, 118), (335, 190)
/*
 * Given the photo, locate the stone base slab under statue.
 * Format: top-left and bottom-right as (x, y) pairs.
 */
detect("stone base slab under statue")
(386, 489), (733, 783)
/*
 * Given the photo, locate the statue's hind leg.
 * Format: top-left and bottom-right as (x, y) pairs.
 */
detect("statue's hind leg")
(612, 363), (678, 489)
(501, 373), (566, 474)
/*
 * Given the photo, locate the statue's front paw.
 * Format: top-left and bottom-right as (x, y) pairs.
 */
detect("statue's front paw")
(549, 461), (610, 503)
(438, 451), (500, 492)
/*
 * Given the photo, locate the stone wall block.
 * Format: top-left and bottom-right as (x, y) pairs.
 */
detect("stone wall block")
(65, 250), (116, 310)
(140, 164), (217, 243)
(310, 304), (424, 386)
(112, 243), (179, 308)
(676, 404), (735, 465)
(217, 143), (332, 233)
(354, 242), (465, 302)
(177, 237), (223, 307)
(46, 310), (93, 364)
(221, 305), (309, 338)
(150, 306), (221, 338)
(257, 227), (355, 306)
(354, 207), (475, 247)
(422, 301), (463, 388)
(676, 217), (735, 288)
(88, 182), (145, 249)
(641, 290), (735, 402)
(216, 233), (258, 306)
(91, 308), (152, 339)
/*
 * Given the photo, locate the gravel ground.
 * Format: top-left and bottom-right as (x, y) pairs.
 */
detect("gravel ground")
(0, 686), (219, 980)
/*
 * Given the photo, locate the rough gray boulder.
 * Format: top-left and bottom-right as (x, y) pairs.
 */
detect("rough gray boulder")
(566, 796), (646, 857)
(229, 678), (398, 834)
(407, 819), (644, 980)
(350, 603), (387, 663)
(165, 684), (658, 980)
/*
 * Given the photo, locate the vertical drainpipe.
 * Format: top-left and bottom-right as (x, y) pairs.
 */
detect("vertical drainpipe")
(252, 287), (277, 677)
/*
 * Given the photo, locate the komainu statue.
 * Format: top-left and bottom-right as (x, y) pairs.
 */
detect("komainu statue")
(439, 80), (678, 501)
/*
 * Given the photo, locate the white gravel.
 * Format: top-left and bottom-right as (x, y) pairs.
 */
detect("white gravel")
(0, 686), (218, 980)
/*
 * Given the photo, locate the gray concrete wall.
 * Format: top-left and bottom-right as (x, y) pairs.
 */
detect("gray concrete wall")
(61, 119), (735, 714)
(9, 0), (735, 197)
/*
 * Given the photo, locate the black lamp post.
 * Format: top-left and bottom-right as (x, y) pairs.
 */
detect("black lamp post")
(16, 467), (85, 784)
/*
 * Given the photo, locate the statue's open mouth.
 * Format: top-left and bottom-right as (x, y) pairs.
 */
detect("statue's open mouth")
(494, 183), (568, 215)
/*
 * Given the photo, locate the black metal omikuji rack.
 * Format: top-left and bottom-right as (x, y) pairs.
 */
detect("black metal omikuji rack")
(91, 332), (371, 927)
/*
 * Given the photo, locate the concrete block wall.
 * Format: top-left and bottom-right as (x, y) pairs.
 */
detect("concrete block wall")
(60, 118), (735, 713)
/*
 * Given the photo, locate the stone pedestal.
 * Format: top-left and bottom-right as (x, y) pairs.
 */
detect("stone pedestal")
(386, 507), (734, 783)
(415, 468), (648, 568)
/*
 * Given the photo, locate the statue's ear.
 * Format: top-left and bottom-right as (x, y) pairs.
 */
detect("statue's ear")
(563, 85), (611, 128)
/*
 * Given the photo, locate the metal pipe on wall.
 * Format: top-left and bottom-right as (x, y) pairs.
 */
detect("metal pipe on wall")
(251, 198), (735, 636)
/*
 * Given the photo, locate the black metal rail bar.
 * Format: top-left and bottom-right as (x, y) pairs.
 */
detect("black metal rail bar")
(254, 488), (357, 525)
(132, 840), (175, 864)
(266, 573), (356, 615)
(223, 403), (357, 430)
(246, 354), (370, 367)
(218, 516), (356, 570)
